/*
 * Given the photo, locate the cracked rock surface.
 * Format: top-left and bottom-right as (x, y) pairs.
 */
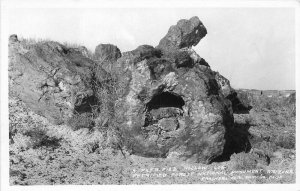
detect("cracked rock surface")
(111, 17), (234, 163)
(157, 16), (207, 52)
(9, 36), (108, 124)
(9, 17), (237, 164)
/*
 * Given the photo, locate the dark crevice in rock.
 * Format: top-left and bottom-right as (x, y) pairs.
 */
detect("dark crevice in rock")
(143, 92), (185, 130)
(210, 122), (252, 163)
(174, 51), (194, 68)
(198, 58), (210, 67)
(226, 92), (253, 114)
(74, 95), (98, 114)
(208, 79), (220, 95)
(146, 92), (185, 111)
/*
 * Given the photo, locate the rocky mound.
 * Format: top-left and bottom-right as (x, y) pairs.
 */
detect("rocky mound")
(9, 35), (109, 124)
(109, 16), (236, 163)
(9, 16), (246, 164)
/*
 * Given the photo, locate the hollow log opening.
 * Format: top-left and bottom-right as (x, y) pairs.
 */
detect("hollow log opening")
(146, 92), (185, 111)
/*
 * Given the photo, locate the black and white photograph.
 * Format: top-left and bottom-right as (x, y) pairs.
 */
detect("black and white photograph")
(0, 0), (299, 190)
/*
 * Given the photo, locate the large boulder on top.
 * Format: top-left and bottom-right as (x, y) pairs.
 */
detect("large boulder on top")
(157, 16), (207, 52)
(94, 44), (121, 72)
(94, 44), (121, 62)
(9, 39), (109, 124)
(111, 18), (233, 163)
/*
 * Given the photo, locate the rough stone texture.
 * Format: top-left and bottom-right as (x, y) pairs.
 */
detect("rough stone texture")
(215, 72), (235, 98)
(157, 16), (207, 52)
(215, 72), (252, 113)
(112, 44), (233, 164)
(9, 34), (19, 43)
(163, 48), (210, 68)
(94, 44), (121, 62)
(8, 16), (239, 164)
(94, 44), (121, 72)
(123, 45), (162, 63)
(73, 46), (90, 58)
(9, 40), (108, 124)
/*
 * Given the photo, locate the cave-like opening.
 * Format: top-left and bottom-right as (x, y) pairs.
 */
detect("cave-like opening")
(146, 92), (185, 111)
(74, 95), (98, 114)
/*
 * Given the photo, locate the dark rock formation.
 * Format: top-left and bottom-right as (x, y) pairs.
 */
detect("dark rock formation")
(94, 44), (121, 72)
(9, 34), (19, 43)
(123, 45), (162, 63)
(110, 17), (234, 164)
(214, 72), (235, 98)
(9, 16), (243, 164)
(215, 72), (252, 113)
(157, 16), (207, 52)
(9, 40), (108, 124)
(94, 44), (121, 62)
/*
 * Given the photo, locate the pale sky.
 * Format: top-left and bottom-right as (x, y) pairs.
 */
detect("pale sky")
(7, 7), (295, 90)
